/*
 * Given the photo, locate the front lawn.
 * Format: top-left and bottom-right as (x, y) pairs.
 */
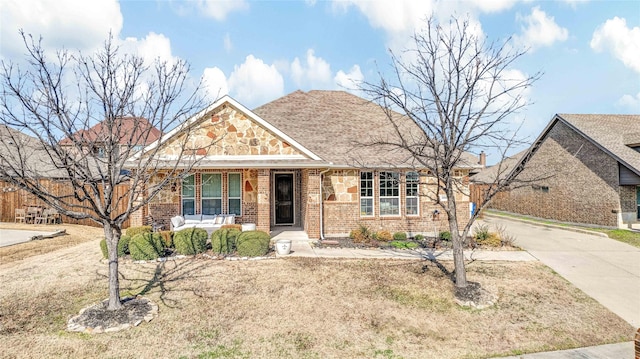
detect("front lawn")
(0, 239), (633, 359)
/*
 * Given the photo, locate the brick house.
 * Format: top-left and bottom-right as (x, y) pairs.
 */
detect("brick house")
(474, 114), (640, 228)
(131, 90), (480, 238)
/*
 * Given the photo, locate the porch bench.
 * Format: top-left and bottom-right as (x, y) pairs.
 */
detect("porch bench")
(170, 214), (239, 236)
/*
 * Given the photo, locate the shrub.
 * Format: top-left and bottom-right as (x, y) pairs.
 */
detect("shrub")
(100, 238), (108, 259)
(439, 231), (451, 241)
(100, 236), (131, 259)
(129, 233), (164, 260)
(118, 235), (131, 256)
(126, 225), (152, 238)
(211, 228), (241, 255)
(221, 224), (242, 231)
(477, 232), (502, 247)
(376, 230), (393, 241)
(159, 231), (173, 248)
(350, 224), (374, 243)
(173, 228), (208, 255)
(236, 230), (270, 257)
(393, 232), (407, 241)
(473, 224), (491, 241)
(414, 234), (425, 241)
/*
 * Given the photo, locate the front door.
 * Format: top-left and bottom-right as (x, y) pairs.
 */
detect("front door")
(275, 173), (294, 224)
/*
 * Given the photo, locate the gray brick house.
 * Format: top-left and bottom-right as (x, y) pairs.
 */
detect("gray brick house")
(473, 114), (640, 228)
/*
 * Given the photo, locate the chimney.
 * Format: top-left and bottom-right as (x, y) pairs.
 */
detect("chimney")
(479, 151), (486, 167)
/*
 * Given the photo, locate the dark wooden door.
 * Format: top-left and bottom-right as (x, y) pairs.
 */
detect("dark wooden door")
(275, 173), (294, 224)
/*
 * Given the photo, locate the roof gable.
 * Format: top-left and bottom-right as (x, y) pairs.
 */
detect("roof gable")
(507, 113), (640, 181)
(136, 95), (321, 162)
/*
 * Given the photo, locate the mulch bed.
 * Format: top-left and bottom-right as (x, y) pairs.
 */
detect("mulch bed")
(315, 237), (464, 250)
(67, 296), (158, 334)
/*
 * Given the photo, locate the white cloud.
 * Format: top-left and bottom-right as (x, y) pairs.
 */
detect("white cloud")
(515, 6), (568, 52)
(195, 0), (249, 21)
(121, 32), (175, 65)
(228, 55), (285, 106)
(223, 33), (233, 53)
(0, 0), (123, 58)
(291, 49), (333, 89)
(335, 65), (364, 91)
(202, 67), (229, 101)
(332, 0), (433, 34)
(590, 17), (640, 73)
(470, 0), (517, 13)
(616, 92), (640, 111)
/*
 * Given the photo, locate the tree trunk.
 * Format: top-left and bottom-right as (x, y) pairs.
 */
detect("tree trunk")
(104, 224), (122, 310)
(447, 195), (468, 288)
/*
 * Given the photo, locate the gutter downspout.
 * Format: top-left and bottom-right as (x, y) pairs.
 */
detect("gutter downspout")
(318, 168), (331, 240)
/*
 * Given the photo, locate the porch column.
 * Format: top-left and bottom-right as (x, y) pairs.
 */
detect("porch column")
(257, 169), (271, 233)
(304, 169), (321, 239)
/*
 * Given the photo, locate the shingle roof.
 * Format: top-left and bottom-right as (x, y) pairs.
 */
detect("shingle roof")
(0, 125), (67, 178)
(556, 114), (640, 174)
(470, 150), (526, 184)
(60, 117), (161, 146)
(253, 90), (480, 169)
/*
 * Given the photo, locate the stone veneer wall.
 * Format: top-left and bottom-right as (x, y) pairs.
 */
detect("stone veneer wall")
(321, 170), (470, 237)
(159, 105), (301, 157)
(487, 121), (621, 227)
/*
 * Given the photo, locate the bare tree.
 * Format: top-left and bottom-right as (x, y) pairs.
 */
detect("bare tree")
(0, 32), (213, 310)
(360, 16), (541, 289)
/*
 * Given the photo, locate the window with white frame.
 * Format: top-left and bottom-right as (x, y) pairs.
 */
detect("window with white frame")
(201, 173), (222, 215)
(228, 172), (242, 215)
(379, 171), (400, 216)
(181, 174), (195, 215)
(406, 171), (419, 215)
(360, 171), (374, 216)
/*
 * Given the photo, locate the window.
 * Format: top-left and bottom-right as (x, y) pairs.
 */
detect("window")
(228, 173), (242, 215)
(379, 171), (399, 216)
(202, 173), (222, 215)
(181, 174), (195, 215)
(406, 171), (419, 215)
(360, 171), (374, 216)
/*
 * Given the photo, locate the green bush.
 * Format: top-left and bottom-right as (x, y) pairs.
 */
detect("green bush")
(376, 230), (393, 242)
(414, 234), (425, 241)
(211, 228), (241, 255)
(129, 233), (164, 260)
(439, 231), (451, 241)
(100, 238), (108, 259)
(393, 232), (407, 241)
(126, 225), (152, 238)
(236, 230), (270, 257)
(174, 228), (208, 255)
(100, 236), (131, 259)
(118, 235), (131, 256)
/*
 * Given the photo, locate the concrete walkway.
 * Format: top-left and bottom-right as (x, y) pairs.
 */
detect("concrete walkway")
(271, 228), (537, 261)
(0, 229), (59, 247)
(497, 341), (634, 359)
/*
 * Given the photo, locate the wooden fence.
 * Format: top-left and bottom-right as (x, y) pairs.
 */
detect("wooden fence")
(0, 179), (130, 228)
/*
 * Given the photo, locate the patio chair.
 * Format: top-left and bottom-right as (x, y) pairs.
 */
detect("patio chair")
(48, 208), (61, 224)
(15, 208), (26, 223)
(26, 206), (40, 223)
(35, 208), (51, 224)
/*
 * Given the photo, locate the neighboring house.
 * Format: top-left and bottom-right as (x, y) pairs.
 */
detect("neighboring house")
(59, 117), (161, 157)
(474, 114), (640, 228)
(131, 90), (482, 238)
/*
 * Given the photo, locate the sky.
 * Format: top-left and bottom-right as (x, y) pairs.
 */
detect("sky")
(1, 0), (639, 161)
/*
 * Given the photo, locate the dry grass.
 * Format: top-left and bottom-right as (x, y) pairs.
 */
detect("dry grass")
(0, 238), (634, 359)
(0, 222), (103, 264)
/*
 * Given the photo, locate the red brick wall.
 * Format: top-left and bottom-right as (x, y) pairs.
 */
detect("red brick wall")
(257, 169), (270, 232)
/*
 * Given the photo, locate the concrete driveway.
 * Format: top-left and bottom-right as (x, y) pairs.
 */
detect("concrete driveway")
(482, 216), (640, 328)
